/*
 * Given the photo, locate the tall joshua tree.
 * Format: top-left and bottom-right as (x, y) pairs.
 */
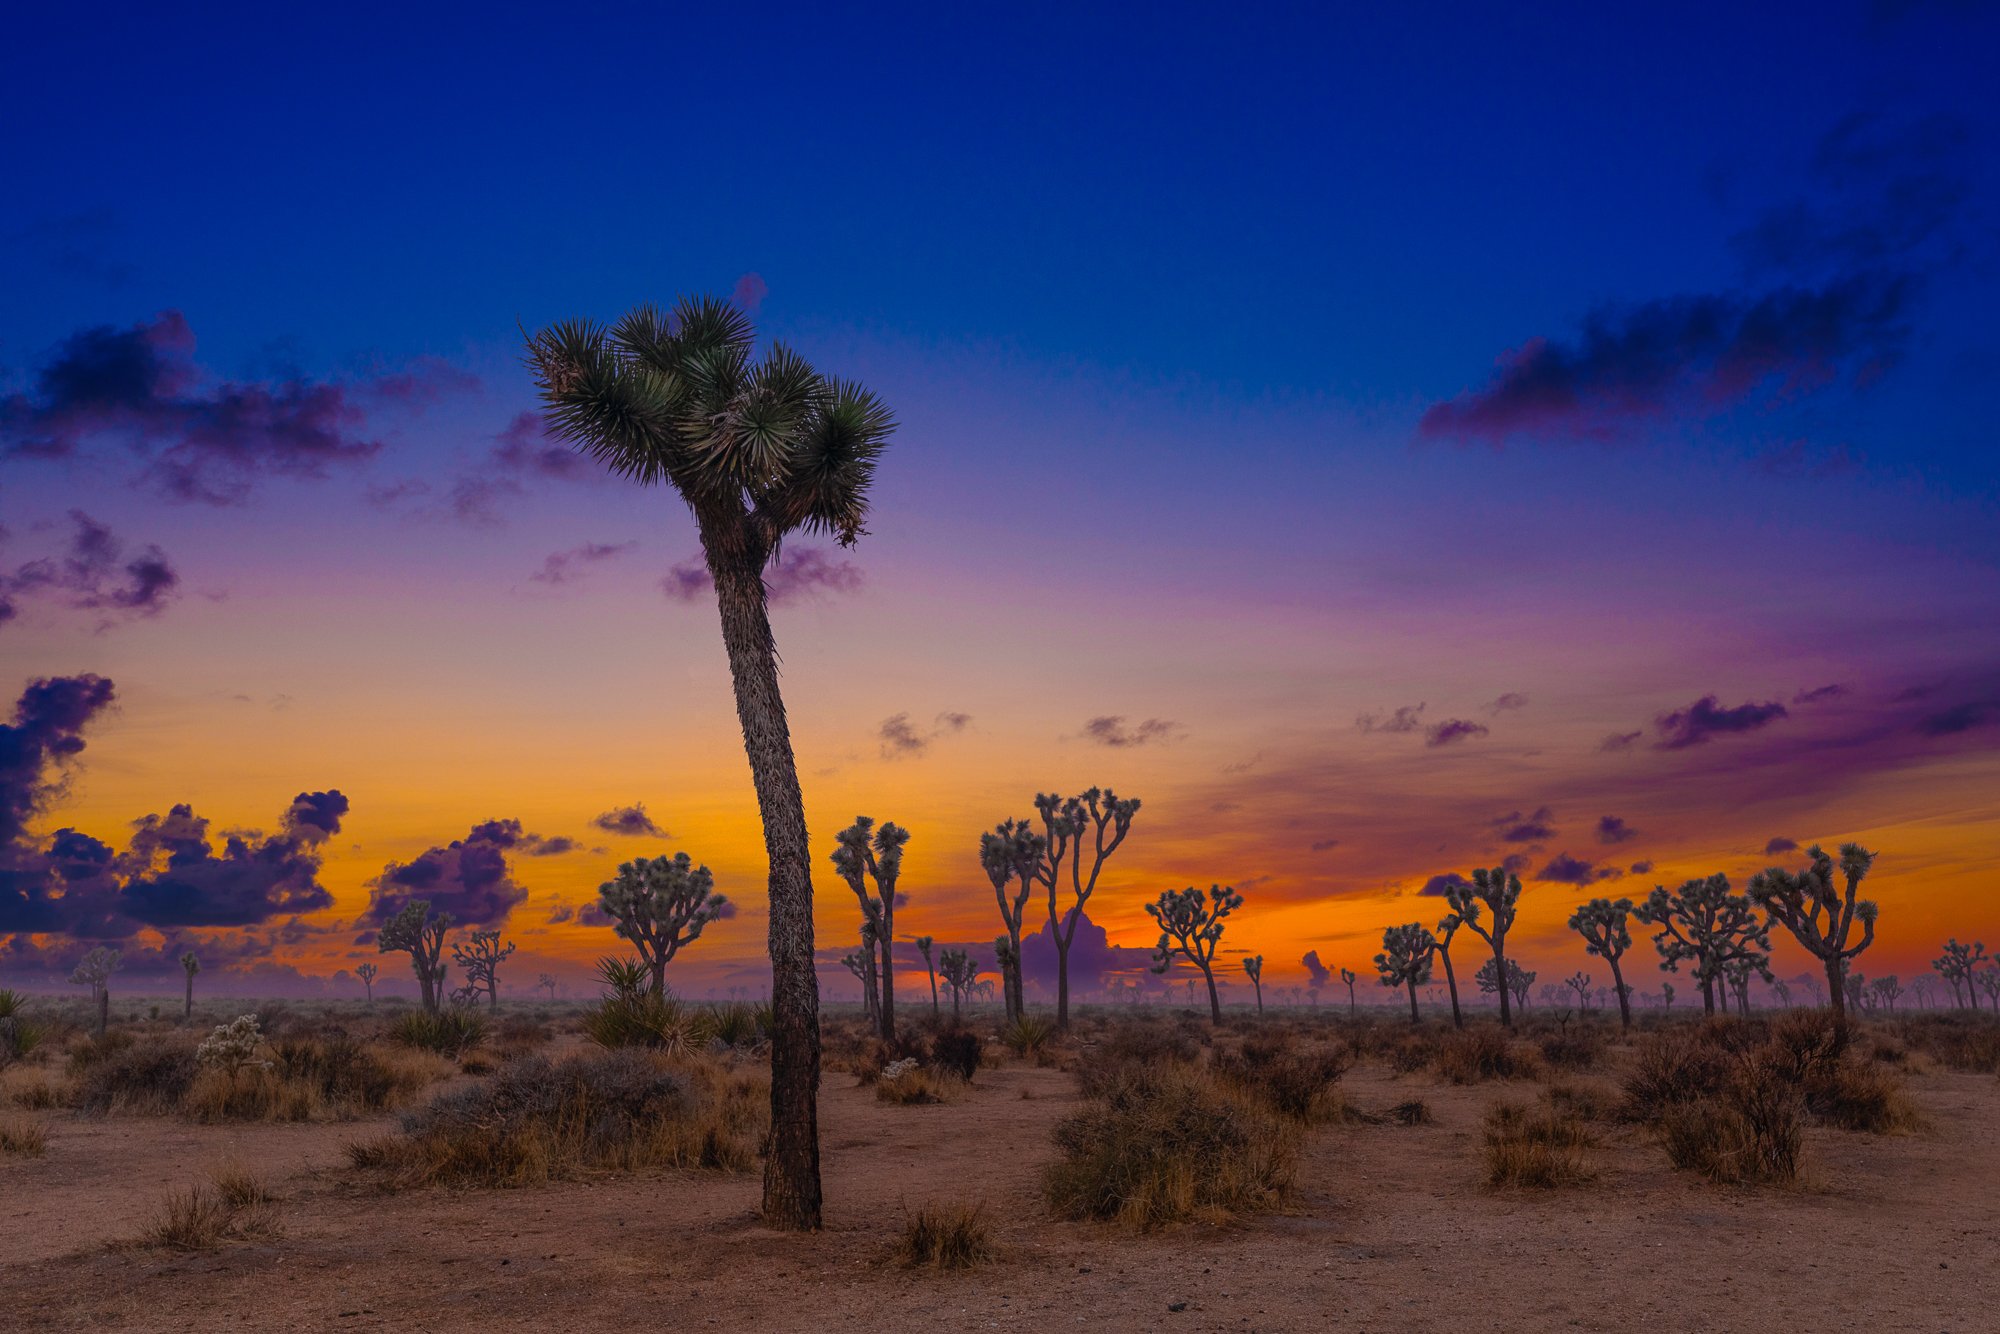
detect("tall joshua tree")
(831, 816), (909, 1041)
(1446, 867), (1523, 1028)
(1033, 788), (1140, 1030)
(914, 935), (939, 1020)
(1244, 955), (1265, 1014)
(1435, 911), (1466, 1029)
(979, 819), (1044, 1021)
(179, 951), (200, 1021)
(598, 853), (729, 1000)
(1935, 939), (1988, 1010)
(1749, 843), (1878, 1044)
(1340, 966), (1358, 1016)
(1567, 897), (1636, 1031)
(356, 961), (378, 1006)
(1375, 924), (1436, 1024)
(1146, 884), (1244, 1024)
(378, 900), (451, 1014)
(451, 928), (516, 1009)
(528, 296), (895, 1230)
(1636, 874), (1771, 1014)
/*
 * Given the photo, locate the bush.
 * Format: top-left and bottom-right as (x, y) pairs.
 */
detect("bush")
(582, 993), (712, 1054)
(139, 1181), (278, 1251)
(1387, 1098), (1434, 1125)
(1000, 1013), (1059, 1060)
(0, 1113), (45, 1156)
(346, 1049), (766, 1188)
(1537, 1022), (1606, 1072)
(1660, 1088), (1803, 1186)
(1434, 1027), (1541, 1084)
(1483, 1100), (1595, 1188)
(928, 1027), (983, 1082)
(1621, 1030), (1731, 1121)
(388, 1007), (488, 1058)
(898, 1202), (995, 1269)
(705, 1002), (769, 1049)
(1212, 1033), (1352, 1122)
(73, 1039), (199, 1114)
(876, 1060), (963, 1105)
(0, 990), (44, 1065)
(1043, 1062), (1296, 1227)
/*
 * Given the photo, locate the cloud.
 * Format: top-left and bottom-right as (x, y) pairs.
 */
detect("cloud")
(1765, 836), (1799, 855)
(1535, 852), (1623, 885)
(661, 546), (864, 607)
(461, 818), (578, 857)
(1491, 806), (1556, 843)
(1914, 698), (2000, 736)
(1425, 718), (1489, 747)
(1486, 692), (1530, 714)
(363, 819), (535, 928)
(492, 411), (597, 483)
(0, 311), (428, 503)
(732, 273), (769, 311)
(1653, 695), (1790, 749)
(1357, 703), (1425, 734)
(1628, 860), (1655, 875)
(1080, 716), (1180, 748)
(878, 710), (973, 760)
(1595, 815), (1638, 844)
(1, 510), (180, 628)
(0, 673), (117, 850)
(1300, 950), (1330, 989)
(528, 541), (637, 586)
(1599, 730), (1644, 753)
(1309, 837), (1341, 853)
(1418, 872), (1471, 898)
(591, 803), (666, 838)
(114, 792), (349, 928)
(1018, 908), (1158, 996)
(1793, 683), (1848, 704)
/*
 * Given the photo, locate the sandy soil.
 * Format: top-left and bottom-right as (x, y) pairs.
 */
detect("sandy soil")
(2, 1054), (1996, 1332)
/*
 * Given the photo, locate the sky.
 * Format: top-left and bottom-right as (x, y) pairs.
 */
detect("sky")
(2, 1), (1996, 1005)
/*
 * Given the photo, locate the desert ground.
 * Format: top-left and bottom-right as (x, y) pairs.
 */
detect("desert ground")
(2, 999), (1996, 1333)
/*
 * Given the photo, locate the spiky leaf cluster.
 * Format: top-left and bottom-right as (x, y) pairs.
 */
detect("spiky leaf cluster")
(1146, 884), (1243, 974)
(1748, 843), (1879, 966)
(597, 852), (728, 978)
(1567, 897), (1634, 962)
(1374, 924), (1437, 989)
(1635, 874), (1771, 987)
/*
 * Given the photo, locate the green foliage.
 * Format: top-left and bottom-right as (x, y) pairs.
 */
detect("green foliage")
(1000, 1013), (1058, 1058)
(584, 991), (715, 1054)
(388, 1006), (488, 1058)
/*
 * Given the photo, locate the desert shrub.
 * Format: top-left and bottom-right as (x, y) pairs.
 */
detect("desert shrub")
(1483, 1100), (1595, 1188)
(1541, 1080), (1620, 1123)
(1387, 1098), (1434, 1125)
(582, 993), (712, 1054)
(1660, 1090), (1803, 1186)
(928, 1027), (983, 1082)
(1044, 1062), (1296, 1227)
(705, 1001), (769, 1049)
(65, 1028), (136, 1073)
(1799, 1053), (1922, 1133)
(1384, 1035), (1433, 1075)
(3, 1068), (63, 1109)
(1097, 1020), (1203, 1070)
(139, 1181), (278, 1251)
(898, 1202), (995, 1269)
(0, 1113), (46, 1156)
(1212, 1033), (1353, 1122)
(493, 1014), (553, 1057)
(73, 1038), (199, 1114)
(1906, 1018), (2000, 1073)
(1621, 1030), (1731, 1121)
(1000, 1013), (1059, 1061)
(1536, 1021), (1606, 1072)
(346, 1048), (766, 1188)
(389, 1007), (488, 1058)
(876, 1059), (964, 1105)
(0, 990), (44, 1066)
(209, 1163), (271, 1209)
(1434, 1027), (1541, 1084)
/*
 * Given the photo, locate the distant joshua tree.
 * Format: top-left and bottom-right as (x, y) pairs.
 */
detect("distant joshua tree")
(451, 928), (517, 1009)
(1935, 939), (1989, 1011)
(179, 951), (201, 1021)
(1244, 955), (1265, 1014)
(914, 935), (939, 1019)
(378, 899), (452, 1014)
(538, 972), (558, 1002)
(1749, 844), (1879, 1043)
(1475, 956), (1534, 1011)
(1146, 884), (1244, 1024)
(1771, 976), (1793, 1009)
(1565, 971), (1593, 1010)
(69, 946), (121, 1035)
(356, 961), (378, 1006)
(1870, 975), (1902, 1013)
(1635, 874), (1770, 1014)
(598, 853), (729, 1000)
(1375, 924), (1436, 1023)
(1032, 788), (1141, 1030)
(1340, 966), (1358, 1016)
(1977, 968), (2000, 1011)
(1446, 867), (1524, 1028)
(1909, 975), (1933, 1009)
(938, 948), (979, 1021)
(1567, 897), (1636, 1030)
(831, 815), (910, 1041)
(1435, 911), (1466, 1029)
(979, 819), (1045, 1021)
(1722, 958), (1757, 1015)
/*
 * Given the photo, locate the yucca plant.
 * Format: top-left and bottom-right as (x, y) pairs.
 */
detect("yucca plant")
(1000, 1013), (1058, 1059)
(528, 295), (896, 1229)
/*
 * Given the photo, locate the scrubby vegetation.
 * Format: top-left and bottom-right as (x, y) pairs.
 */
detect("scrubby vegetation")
(897, 1201), (996, 1269)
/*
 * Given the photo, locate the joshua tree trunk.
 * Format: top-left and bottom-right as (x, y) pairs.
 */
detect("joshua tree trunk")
(926, 962), (938, 1019)
(1251, 975), (1263, 1014)
(709, 548), (821, 1232)
(1056, 948), (1072, 1030)
(877, 923), (895, 1044)
(1609, 957), (1631, 1031)
(1824, 955), (1849, 1033)
(1200, 965), (1221, 1024)
(1440, 949), (1463, 1029)
(184, 972), (193, 1021)
(1491, 945), (1512, 1028)
(97, 987), (109, 1036)
(1701, 975), (1717, 1014)
(1405, 977), (1420, 1023)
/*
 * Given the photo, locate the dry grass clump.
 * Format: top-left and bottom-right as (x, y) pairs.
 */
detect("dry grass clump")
(2, 1065), (65, 1109)
(897, 1201), (997, 1269)
(1387, 1098), (1434, 1125)
(1483, 1098), (1596, 1188)
(1212, 1031), (1353, 1123)
(1660, 1080), (1803, 1185)
(0, 1113), (47, 1156)
(72, 1037), (200, 1114)
(1894, 1014), (2000, 1073)
(346, 1048), (767, 1189)
(1044, 1060), (1297, 1228)
(876, 1060), (966, 1105)
(139, 1180), (280, 1251)
(1433, 1026), (1543, 1084)
(388, 1007), (488, 1058)
(1620, 1029), (1731, 1122)
(1536, 1021), (1608, 1072)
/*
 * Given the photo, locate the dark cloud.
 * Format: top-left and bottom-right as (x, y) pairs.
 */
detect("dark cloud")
(1491, 806), (1556, 843)
(1599, 730), (1644, 753)
(1595, 815), (1638, 844)
(1793, 683), (1848, 704)
(1300, 950), (1330, 988)
(115, 792), (349, 928)
(1019, 908), (1160, 996)
(528, 541), (636, 586)
(1501, 852), (1533, 876)
(492, 411), (597, 483)
(661, 546), (864, 607)
(0, 674), (117, 848)
(1425, 718), (1489, 747)
(878, 710), (973, 760)
(1653, 695), (1790, 749)
(1629, 860), (1655, 875)
(1419, 872), (1471, 898)
(1915, 698), (2000, 736)
(1357, 703), (1425, 734)
(463, 817), (577, 857)
(0, 311), (415, 504)
(1535, 852), (1623, 885)
(363, 819), (533, 928)
(1, 510), (180, 628)
(1486, 692), (1530, 714)
(1309, 837), (1341, 853)
(1080, 716), (1179, 748)
(1765, 836), (1799, 855)
(590, 803), (666, 838)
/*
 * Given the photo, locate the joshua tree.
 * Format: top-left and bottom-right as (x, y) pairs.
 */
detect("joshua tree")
(1749, 844), (1879, 1041)
(914, 935), (939, 1019)
(356, 961), (379, 1005)
(528, 296), (897, 1230)
(1565, 970), (1593, 1010)
(1510, 963), (1535, 1012)
(1475, 956), (1534, 1011)
(179, 951), (201, 1021)
(1978, 968), (2000, 1011)
(537, 972), (558, 1002)
(938, 948), (979, 1021)
(379, 900), (452, 1013)
(1635, 874), (1771, 1014)
(451, 928), (516, 1009)
(830, 816), (909, 1041)
(1244, 955), (1265, 1014)
(1435, 911), (1466, 1029)
(1568, 897), (1636, 1030)
(1870, 975), (1902, 1013)
(1032, 788), (1141, 1030)
(1145, 884), (1243, 1024)
(1909, 975), (1933, 1009)
(979, 819), (1044, 1021)
(1935, 939), (1988, 1011)
(69, 946), (121, 1035)
(598, 853), (729, 1000)
(840, 940), (876, 1009)
(1374, 924), (1436, 1023)
(1661, 981), (1675, 1010)
(1771, 976), (1793, 1008)
(1446, 867), (1524, 1028)
(1340, 966), (1358, 1016)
